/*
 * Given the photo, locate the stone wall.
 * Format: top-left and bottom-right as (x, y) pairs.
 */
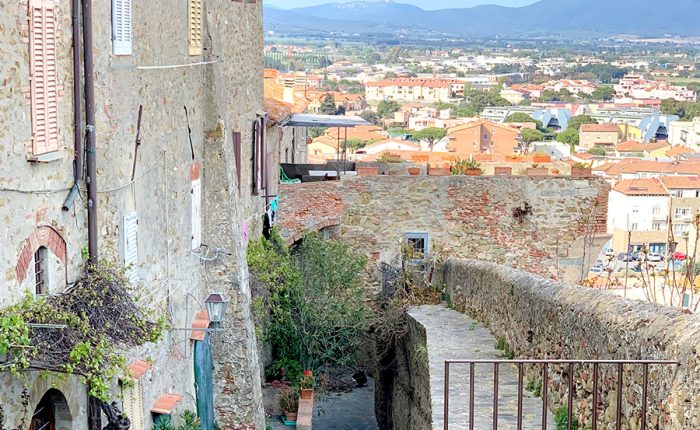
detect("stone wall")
(278, 176), (610, 283)
(441, 259), (700, 429)
(373, 310), (432, 430)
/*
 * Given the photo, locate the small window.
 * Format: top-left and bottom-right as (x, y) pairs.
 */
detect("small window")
(403, 232), (430, 267)
(631, 223), (638, 231)
(112, 0), (132, 55)
(188, 0), (203, 56)
(34, 247), (48, 296)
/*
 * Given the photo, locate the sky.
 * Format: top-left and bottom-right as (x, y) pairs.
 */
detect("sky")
(265, 0), (539, 10)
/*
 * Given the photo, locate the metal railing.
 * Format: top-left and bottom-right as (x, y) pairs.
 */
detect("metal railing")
(443, 359), (680, 430)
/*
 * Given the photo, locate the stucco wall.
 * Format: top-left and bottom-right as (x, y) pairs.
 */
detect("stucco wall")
(441, 259), (700, 429)
(277, 176), (610, 283)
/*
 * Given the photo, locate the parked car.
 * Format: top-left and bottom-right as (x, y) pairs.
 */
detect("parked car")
(590, 265), (604, 274)
(617, 253), (634, 262)
(603, 248), (615, 257)
(674, 252), (687, 261)
(646, 253), (664, 262)
(630, 265), (642, 273)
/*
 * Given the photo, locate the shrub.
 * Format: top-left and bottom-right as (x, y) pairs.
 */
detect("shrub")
(278, 386), (300, 413)
(555, 406), (580, 430)
(451, 158), (480, 174)
(376, 152), (404, 163)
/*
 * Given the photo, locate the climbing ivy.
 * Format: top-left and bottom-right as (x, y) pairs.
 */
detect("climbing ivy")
(0, 260), (168, 401)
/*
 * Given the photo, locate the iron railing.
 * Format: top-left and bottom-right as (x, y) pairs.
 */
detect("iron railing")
(443, 359), (680, 430)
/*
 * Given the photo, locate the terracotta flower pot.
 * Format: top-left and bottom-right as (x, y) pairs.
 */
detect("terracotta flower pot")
(429, 167), (451, 176)
(571, 167), (592, 177)
(300, 388), (313, 400)
(494, 167), (512, 176)
(408, 167), (421, 176)
(285, 412), (298, 422)
(465, 168), (482, 176)
(357, 166), (379, 177)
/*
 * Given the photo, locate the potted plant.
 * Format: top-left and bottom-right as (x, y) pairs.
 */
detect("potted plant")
(278, 386), (299, 424)
(532, 152), (552, 163)
(300, 370), (315, 400)
(407, 166), (421, 176)
(571, 162), (592, 177)
(356, 165), (379, 177)
(451, 159), (482, 176)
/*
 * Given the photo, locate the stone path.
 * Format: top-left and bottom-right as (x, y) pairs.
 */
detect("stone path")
(408, 305), (555, 430)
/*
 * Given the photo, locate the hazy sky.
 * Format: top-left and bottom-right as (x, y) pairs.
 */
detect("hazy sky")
(265, 0), (539, 10)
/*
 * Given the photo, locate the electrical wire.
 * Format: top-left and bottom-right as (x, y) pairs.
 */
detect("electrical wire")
(0, 185), (71, 194)
(136, 60), (220, 70)
(93, 150), (166, 193)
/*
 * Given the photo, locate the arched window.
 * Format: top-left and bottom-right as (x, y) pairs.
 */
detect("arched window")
(34, 246), (48, 296)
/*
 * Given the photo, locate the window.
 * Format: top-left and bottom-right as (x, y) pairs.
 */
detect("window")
(34, 247), (48, 296)
(483, 134), (488, 140)
(188, 0), (203, 56)
(403, 232), (430, 267)
(112, 0), (132, 55)
(652, 206), (661, 216)
(674, 224), (690, 235)
(631, 223), (638, 231)
(652, 222), (662, 231)
(675, 207), (691, 220)
(632, 206), (639, 214)
(29, 0), (61, 158)
(190, 166), (202, 251)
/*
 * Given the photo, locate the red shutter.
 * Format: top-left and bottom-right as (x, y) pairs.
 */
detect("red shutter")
(233, 131), (241, 195)
(29, 0), (60, 156)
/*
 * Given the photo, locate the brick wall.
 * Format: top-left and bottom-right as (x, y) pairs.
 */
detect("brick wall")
(277, 176), (610, 283)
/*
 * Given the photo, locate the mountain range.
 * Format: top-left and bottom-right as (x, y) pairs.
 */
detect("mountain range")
(264, 0), (700, 38)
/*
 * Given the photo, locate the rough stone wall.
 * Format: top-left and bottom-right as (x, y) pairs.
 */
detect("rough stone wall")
(277, 176), (609, 282)
(0, 0), (267, 429)
(373, 312), (433, 430)
(441, 259), (700, 429)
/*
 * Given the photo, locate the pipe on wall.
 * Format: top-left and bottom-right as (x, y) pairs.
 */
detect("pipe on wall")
(62, 0), (83, 211)
(82, 0), (98, 264)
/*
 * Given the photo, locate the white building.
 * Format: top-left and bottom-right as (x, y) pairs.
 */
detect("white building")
(669, 118), (700, 150)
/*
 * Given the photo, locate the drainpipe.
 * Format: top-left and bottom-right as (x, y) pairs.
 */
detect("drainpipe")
(82, 0), (98, 264)
(62, 0), (83, 212)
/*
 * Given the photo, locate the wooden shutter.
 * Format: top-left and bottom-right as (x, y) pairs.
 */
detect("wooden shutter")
(188, 0), (203, 56)
(112, 0), (132, 55)
(122, 380), (145, 430)
(190, 163), (202, 250)
(29, 0), (60, 156)
(233, 131), (242, 195)
(122, 211), (139, 283)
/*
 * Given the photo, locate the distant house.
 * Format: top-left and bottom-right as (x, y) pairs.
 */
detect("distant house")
(669, 118), (700, 150)
(354, 139), (422, 160)
(614, 141), (671, 158)
(447, 120), (520, 158)
(365, 78), (466, 103)
(307, 92), (367, 114)
(579, 123), (621, 149)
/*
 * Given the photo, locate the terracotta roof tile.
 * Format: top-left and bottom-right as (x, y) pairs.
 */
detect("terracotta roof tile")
(612, 178), (668, 196)
(151, 394), (183, 415)
(127, 360), (153, 380)
(580, 123), (621, 133)
(661, 175), (700, 189)
(190, 310), (210, 341)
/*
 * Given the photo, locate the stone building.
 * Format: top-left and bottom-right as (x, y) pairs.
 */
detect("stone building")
(0, 1), (273, 429)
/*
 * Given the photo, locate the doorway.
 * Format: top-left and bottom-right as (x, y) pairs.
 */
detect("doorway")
(30, 389), (72, 430)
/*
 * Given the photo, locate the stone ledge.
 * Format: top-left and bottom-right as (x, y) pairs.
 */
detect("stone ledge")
(297, 396), (313, 430)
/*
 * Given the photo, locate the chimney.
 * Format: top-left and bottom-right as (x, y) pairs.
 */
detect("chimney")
(283, 78), (295, 105)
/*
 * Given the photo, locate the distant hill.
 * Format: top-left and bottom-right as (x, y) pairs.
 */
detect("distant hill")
(264, 0), (700, 38)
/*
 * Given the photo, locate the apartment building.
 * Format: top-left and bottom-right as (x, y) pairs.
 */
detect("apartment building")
(365, 78), (466, 103)
(669, 118), (700, 150)
(614, 75), (697, 102)
(579, 123), (621, 149)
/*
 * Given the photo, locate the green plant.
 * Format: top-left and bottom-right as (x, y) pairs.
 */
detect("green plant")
(572, 162), (591, 169)
(555, 406), (580, 430)
(178, 411), (201, 430)
(0, 261), (167, 401)
(300, 370), (315, 389)
(376, 152), (404, 163)
(153, 416), (175, 430)
(278, 386), (300, 413)
(248, 230), (368, 371)
(450, 158), (481, 174)
(267, 358), (303, 384)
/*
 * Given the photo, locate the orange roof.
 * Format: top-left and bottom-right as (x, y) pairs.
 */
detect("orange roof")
(448, 119), (518, 134)
(323, 125), (385, 142)
(661, 176), (700, 189)
(613, 178), (668, 196)
(616, 141), (670, 152)
(190, 310), (210, 341)
(127, 360), (153, 380)
(264, 71), (311, 122)
(151, 394), (183, 414)
(666, 146), (696, 157)
(580, 123), (620, 133)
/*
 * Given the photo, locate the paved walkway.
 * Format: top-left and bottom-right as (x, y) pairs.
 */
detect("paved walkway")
(409, 305), (554, 430)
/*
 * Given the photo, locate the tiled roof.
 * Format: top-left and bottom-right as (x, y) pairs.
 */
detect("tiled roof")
(366, 78), (460, 88)
(151, 394), (183, 415)
(580, 123), (621, 133)
(613, 178), (668, 196)
(190, 310), (210, 341)
(127, 360), (153, 380)
(661, 175), (700, 189)
(666, 146), (696, 157)
(616, 141), (670, 152)
(448, 119), (519, 134)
